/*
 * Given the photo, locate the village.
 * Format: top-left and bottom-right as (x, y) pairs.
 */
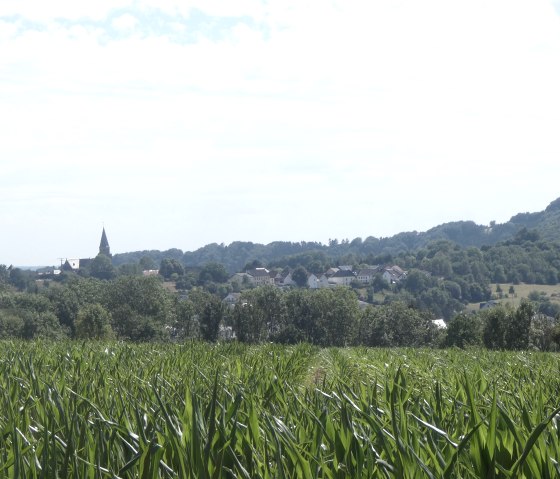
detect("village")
(228, 264), (407, 289)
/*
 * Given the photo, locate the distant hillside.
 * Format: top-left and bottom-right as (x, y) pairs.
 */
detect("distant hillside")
(113, 197), (560, 272)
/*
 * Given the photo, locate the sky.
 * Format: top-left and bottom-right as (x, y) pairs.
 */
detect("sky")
(2, 0), (560, 266)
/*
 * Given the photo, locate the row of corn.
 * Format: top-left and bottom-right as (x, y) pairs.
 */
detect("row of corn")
(1, 341), (560, 478)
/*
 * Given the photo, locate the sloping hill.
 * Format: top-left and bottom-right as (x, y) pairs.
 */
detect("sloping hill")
(112, 197), (560, 271)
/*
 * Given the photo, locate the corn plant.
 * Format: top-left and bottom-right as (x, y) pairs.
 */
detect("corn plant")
(1, 341), (560, 477)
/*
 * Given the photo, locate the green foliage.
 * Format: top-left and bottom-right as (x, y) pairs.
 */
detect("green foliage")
(291, 265), (308, 287)
(445, 313), (483, 348)
(0, 309), (24, 338)
(21, 310), (67, 340)
(0, 264), (9, 290)
(159, 258), (184, 280)
(189, 289), (226, 342)
(3, 343), (560, 477)
(8, 267), (34, 291)
(505, 301), (533, 350)
(359, 302), (434, 347)
(174, 299), (198, 339)
(104, 276), (173, 340)
(75, 303), (114, 339)
(44, 278), (103, 334)
(198, 262), (229, 284)
(233, 286), (285, 343)
(482, 306), (509, 349)
(89, 253), (116, 280)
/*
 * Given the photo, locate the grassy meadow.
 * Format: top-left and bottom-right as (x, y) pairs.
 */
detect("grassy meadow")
(1, 341), (560, 478)
(465, 282), (560, 312)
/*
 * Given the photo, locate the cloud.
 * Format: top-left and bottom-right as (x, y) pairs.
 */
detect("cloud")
(0, 1), (133, 22)
(2, 0), (560, 264)
(111, 13), (138, 32)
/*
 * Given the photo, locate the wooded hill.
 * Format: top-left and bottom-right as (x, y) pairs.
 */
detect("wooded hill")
(113, 197), (560, 273)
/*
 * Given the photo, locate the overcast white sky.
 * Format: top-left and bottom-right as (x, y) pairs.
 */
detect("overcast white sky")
(2, 0), (560, 266)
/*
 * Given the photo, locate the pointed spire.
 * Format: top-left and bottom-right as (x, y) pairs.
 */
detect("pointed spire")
(99, 227), (111, 257)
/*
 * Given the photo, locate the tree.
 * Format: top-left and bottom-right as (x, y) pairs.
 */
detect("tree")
(45, 278), (101, 335)
(0, 309), (24, 338)
(174, 299), (198, 339)
(359, 306), (392, 347)
(311, 288), (360, 346)
(359, 302), (433, 347)
(106, 276), (172, 340)
(139, 256), (157, 270)
(198, 262), (229, 284)
(283, 289), (315, 342)
(482, 306), (508, 349)
(292, 266), (308, 288)
(118, 263), (142, 276)
(189, 289), (226, 342)
(234, 286), (286, 342)
(244, 259), (264, 271)
(111, 305), (163, 341)
(21, 311), (67, 340)
(90, 254), (116, 280)
(505, 301), (533, 350)
(529, 314), (557, 351)
(403, 270), (430, 294)
(75, 303), (113, 339)
(9, 268), (32, 291)
(445, 313), (482, 348)
(371, 274), (390, 292)
(159, 259), (184, 280)
(0, 265), (9, 291)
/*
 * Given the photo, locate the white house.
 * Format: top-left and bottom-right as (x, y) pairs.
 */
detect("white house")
(329, 269), (357, 286)
(307, 273), (319, 289)
(432, 319), (447, 329)
(317, 274), (331, 288)
(279, 271), (296, 287)
(382, 265), (407, 284)
(357, 266), (381, 284)
(64, 259), (81, 270)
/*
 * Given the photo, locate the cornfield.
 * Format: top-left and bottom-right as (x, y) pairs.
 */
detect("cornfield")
(1, 341), (560, 478)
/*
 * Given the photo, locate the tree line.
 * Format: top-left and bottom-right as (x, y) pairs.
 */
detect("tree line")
(1, 270), (559, 350)
(110, 197), (560, 274)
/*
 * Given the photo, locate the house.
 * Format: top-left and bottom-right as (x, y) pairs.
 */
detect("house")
(245, 268), (275, 286)
(307, 273), (319, 289)
(356, 266), (381, 284)
(62, 259), (82, 271)
(223, 292), (242, 308)
(432, 319), (447, 329)
(338, 265), (354, 271)
(325, 267), (339, 277)
(277, 270), (295, 287)
(317, 274), (330, 288)
(329, 269), (357, 286)
(382, 265), (407, 284)
(142, 269), (159, 276)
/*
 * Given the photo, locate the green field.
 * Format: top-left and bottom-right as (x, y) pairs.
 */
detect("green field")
(465, 282), (560, 312)
(1, 341), (560, 478)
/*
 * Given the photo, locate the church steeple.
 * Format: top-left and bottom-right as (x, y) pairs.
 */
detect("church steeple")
(99, 227), (111, 257)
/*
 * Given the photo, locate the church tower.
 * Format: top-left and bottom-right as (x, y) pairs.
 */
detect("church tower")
(99, 227), (111, 257)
